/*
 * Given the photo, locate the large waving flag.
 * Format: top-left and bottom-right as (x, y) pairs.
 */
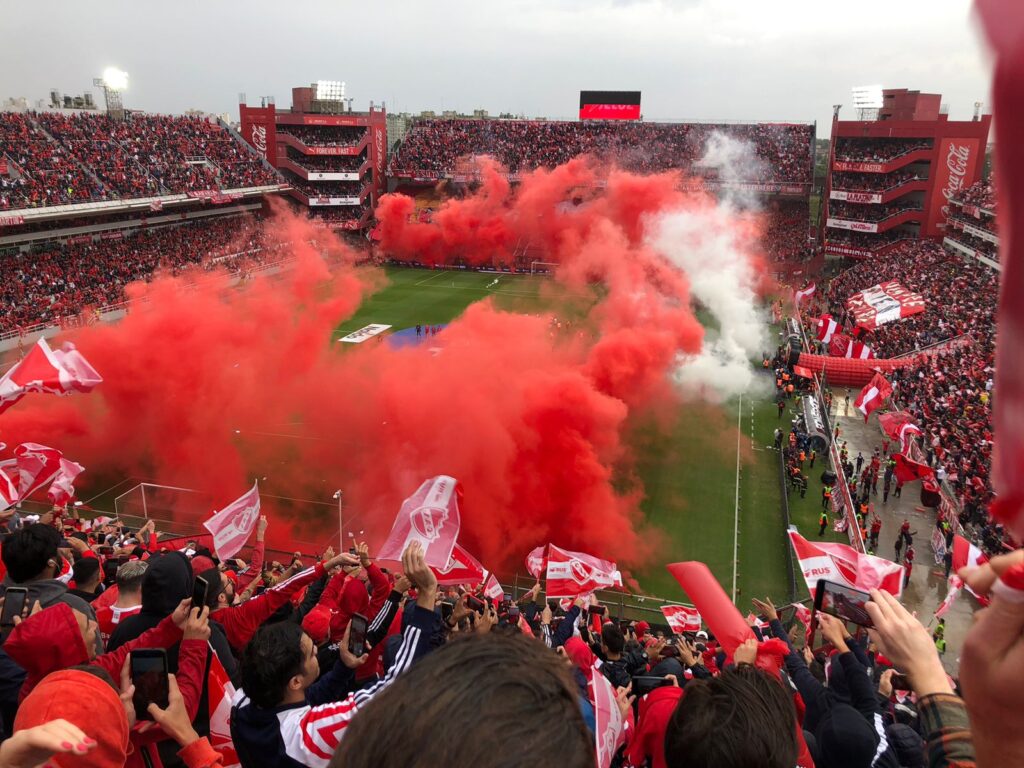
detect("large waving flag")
(208, 645), (241, 768)
(816, 315), (839, 344)
(46, 458), (85, 506)
(878, 412), (923, 453)
(545, 545), (622, 599)
(794, 283), (816, 305)
(893, 453), (935, 484)
(0, 465), (18, 512)
(203, 482), (261, 561)
(525, 545), (548, 579)
(431, 543), (485, 586)
(787, 529), (904, 597)
(592, 667), (626, 768)
(377, 475), (461, 569)
(853, 372), (892, 421)
(0, 339), (102, 414)
(0, 443), (64, 500)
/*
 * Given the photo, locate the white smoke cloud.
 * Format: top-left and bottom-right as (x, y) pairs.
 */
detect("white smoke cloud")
(647, 131), (770, 401)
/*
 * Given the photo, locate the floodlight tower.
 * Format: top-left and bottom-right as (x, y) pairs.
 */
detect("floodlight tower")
(851, 85), (883, 121)
(93, 67), (129, 120)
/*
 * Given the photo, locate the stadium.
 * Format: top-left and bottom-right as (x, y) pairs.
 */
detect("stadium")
(0, 3), (1021, 767)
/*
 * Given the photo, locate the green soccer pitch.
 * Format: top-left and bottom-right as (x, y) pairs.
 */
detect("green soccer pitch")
(333, 266), (847, 603)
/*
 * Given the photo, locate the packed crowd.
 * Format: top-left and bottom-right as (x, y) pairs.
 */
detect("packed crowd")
(309, 206), (370, 225)
(0, 112), (278, 209)
(276, 126), (364, 148)
(806, 239), (1004, 551)
(390, 119), (814, 183)
(824, 230), (915, 251)
(0, 507), (1018, 768)
(956, 178), (997, 212)
(828, 200), (923, 223)
(834, 138), (933, 164)
(946, 225), (999, 260)
(0, 113), (105, 209)
(831, 169), (919, 193)
(760, 200), (812, 262)
(291, 180), (363, 199)
(0, 217), (274, 332)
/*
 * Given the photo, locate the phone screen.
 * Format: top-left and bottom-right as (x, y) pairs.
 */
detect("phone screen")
(349, 613), (368, 657)
(465, 595), (485, 613)
(587, 605), (606, 617)
(440, 602), (454, 623)
(814, 579), (874, 627)
(131, 650), (169, 721)
(192, 576), (209, 611)
(1, 588), (28, 629)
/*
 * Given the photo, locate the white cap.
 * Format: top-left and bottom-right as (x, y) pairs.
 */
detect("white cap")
(696, 630), (709, 640)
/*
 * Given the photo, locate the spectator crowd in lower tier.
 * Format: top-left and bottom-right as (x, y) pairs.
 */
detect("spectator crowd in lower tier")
(390, 119), (813, 183)
(833, 138), (933, 164)
(0, 216), (277, 333)
(0, 111), (279, 210)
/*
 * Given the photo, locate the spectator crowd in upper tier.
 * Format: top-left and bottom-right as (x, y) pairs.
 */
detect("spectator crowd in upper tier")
(0, 112), (279, 210)
(390, 119), (814, 183)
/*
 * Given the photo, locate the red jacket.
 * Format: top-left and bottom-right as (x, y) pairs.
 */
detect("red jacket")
(627, 685), (683, 768)
(212, 561), (326, 653)
(321, 563), (389, 643)
(6, 602), (209, 768)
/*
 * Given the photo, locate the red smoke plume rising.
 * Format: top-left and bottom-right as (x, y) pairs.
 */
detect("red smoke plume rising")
(0, 157), (767, 574)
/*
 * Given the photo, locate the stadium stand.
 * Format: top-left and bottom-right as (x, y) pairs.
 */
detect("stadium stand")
(276, 124), (364, 147)
(833, 137), (933, 163)
(803, 238), (1006, 555)
(0, 112), (279, 209)
(0, 216), (275, 332)
(389, 119), (814, 183)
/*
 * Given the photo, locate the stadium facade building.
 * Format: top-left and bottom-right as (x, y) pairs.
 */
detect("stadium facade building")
(822, 89), (991, 260)
(239, 86), (386, 232)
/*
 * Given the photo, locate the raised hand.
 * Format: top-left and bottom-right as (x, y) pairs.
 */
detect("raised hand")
(865, 589), (950, 696)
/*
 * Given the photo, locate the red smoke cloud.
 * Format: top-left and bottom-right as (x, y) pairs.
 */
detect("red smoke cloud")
(0, 157), (765, 574)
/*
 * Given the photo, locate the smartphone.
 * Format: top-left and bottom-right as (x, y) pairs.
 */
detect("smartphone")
(440, 601), (454, 623)
(348, 613), (368, 658)
(1, 587), (28, 632)
(632, 675), (674, 696)
(98, 546), (115, 556)
(131, 649), (169, 721)
(814, 579), (874, 628)
(192, 576), (209, 611)
(587, 605), (606, 617)
(890, 673), (911, 691)
(465, 595), (486, 613)
(508, 605), (520, 622)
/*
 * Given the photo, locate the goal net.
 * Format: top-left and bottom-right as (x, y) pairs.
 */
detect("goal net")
(530, 261), (559, 275)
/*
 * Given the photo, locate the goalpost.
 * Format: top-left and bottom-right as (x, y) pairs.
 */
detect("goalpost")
(530, 261), (558, 275)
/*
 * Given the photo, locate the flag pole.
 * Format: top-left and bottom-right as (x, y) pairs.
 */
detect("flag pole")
(334, 489), (343, 551)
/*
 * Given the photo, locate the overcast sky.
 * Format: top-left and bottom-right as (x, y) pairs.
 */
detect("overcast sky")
(1, 0), (993, 137)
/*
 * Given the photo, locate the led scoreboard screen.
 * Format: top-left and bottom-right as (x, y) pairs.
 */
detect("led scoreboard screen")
(578, 91), (641, 120)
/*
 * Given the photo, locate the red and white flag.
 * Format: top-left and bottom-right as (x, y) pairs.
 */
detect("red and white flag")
(791, 602), (812, 627)
(591, 665), (626, 768)
(951, 534), (988, 599)
(46, 458), (84, 506)
(788, 529), (904, 597)
(661, 604), (702, 634)
(935, 575), (963, 619)
(816, 315), (839, 344)
(545, 545), (622, 599)
(846, 339), (875, 360)
(0, 339), (102, 414)
(207, 645), (241, 768)
(431, 543), (485, 586)
(377, 475), (461, 569)
(795, 283), (816, 304)
(878, 412), (923, 453)
(3, 443), (64, 499)
(893, 453), (935, 484)
(525, 545), (547, 579)
(0, 465), (18, 512)
(846, 281), (926, 330)
(853, 372), (892, 421)
(149, 199), (164, 212)
(482, 572), (504, 601)
(203, 482), (261, 561)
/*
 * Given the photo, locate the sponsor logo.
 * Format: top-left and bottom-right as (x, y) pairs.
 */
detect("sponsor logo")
(828, 554), (859, 585)
(569, 559), (592, 583)
(250, 124), (267, 158)
(940, 143), (972, 223)
(410, 503), (449, 542)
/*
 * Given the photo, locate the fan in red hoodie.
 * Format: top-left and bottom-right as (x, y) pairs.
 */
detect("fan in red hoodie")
(5, 599), (210, 768)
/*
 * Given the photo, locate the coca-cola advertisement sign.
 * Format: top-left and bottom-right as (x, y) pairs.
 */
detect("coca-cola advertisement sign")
(239, 106), (277, 164)
(926, 137), (979, 237)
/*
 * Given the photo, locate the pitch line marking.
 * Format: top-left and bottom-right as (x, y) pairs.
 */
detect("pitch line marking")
(733, 393), (742, 602)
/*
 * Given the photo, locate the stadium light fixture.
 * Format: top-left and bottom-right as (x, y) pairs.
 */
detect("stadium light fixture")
(102, 67), (129, 92)
(851, 85), (883, 109)
(316, 80), (345, 101)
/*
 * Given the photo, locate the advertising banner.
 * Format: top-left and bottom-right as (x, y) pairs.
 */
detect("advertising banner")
(926, 137), (980, 237)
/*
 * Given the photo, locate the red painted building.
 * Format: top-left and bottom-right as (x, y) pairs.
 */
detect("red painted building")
(239, 86), (386, 231)
(822, 90), (991, 260)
